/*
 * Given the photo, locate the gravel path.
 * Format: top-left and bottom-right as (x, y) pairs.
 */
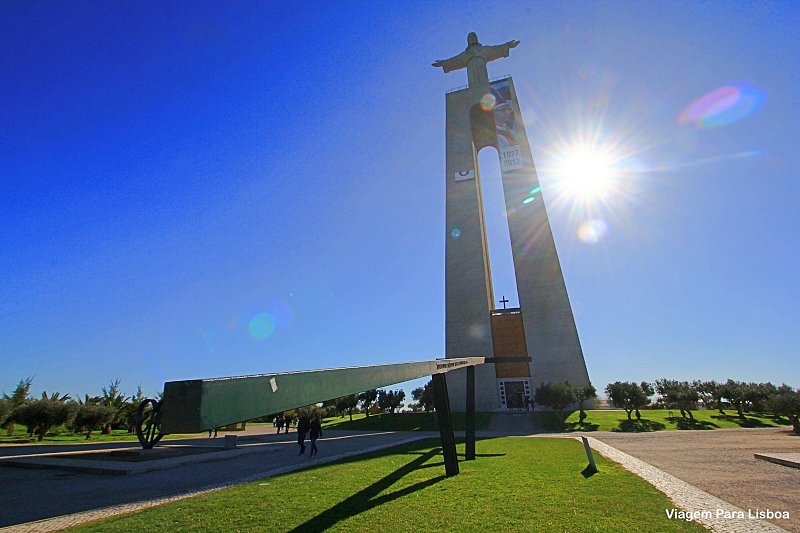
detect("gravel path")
(591, 428), (799, 532)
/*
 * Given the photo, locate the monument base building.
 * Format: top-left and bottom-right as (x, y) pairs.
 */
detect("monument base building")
(433, 34), (590, 411)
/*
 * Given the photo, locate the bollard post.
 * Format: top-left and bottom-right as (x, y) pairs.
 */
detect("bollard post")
(581, 436), (597, 473)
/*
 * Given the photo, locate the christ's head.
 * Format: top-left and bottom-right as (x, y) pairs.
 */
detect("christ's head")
(467, 32), (479, 47)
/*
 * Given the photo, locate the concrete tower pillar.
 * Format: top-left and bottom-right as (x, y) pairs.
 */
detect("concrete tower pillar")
(434, 34), (590, 411)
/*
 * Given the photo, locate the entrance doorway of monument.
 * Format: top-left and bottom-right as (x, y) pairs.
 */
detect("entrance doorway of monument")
(498, 379), (530, 409)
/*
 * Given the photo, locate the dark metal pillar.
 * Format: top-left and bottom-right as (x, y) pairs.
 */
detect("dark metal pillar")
(433, 373), (459, 476)
(465, 365), (476, 460)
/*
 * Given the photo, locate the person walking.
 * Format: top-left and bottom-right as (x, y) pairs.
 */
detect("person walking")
(296, 411), (311, 455)
(309, 413), (322, 458)
(276, 414), (284, 434)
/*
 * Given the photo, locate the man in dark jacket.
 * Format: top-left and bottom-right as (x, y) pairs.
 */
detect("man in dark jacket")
(309, 413), (322, 458)
(297, 411), (311, 455)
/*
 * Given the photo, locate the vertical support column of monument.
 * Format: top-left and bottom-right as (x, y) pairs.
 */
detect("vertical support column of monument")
(498, 78), (591, 390)
(433, 373), (459, 476)
(465, 364), (476, 460)
(444, 85), (498, 412)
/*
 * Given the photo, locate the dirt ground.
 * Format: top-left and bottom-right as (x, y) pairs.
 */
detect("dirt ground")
(592, 427), (800, 532)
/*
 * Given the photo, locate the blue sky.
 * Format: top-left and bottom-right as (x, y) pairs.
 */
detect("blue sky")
(2, 2), (798, 402)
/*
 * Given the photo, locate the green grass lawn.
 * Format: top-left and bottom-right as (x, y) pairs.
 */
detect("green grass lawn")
(558, 409), (790, 433)
(321, 412), (490, 432)
(71, 437), (704, 532)
(0, 424), (201, 445)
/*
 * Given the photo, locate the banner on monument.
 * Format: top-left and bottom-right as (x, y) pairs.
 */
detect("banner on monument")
(490, 79), (524, 172)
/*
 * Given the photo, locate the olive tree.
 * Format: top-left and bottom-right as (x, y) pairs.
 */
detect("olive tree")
(71, 404), (117, 439)
(696, 380), (725, 413)
(534, 382), (575, 425)
(411, 380), (436, 413)
(13, 397), (75, 441)
(336, 394), (359, 421)
(655, 379), (699, 421)
(744, 382), (776, 413)
(719, 380), (747, 419)
(768, 385), (800, 434)
(377, 389), (405, 416)
(358, 389), (379, 417)
(605, 381), (654, 420)
(573, 383), (597, 423)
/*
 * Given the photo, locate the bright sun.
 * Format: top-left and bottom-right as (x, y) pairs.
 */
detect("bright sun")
(558, 148), (617, 198)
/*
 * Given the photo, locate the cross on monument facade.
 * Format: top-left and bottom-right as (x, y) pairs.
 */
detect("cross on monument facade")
(434, 33), (591, 411)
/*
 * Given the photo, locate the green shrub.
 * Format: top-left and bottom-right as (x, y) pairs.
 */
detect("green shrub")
(72, 404), (117, 439)
(12, 399), (76, 441)
(0, 398), (10, 427)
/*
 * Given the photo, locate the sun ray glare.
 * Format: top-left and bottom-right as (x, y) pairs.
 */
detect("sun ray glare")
(557, 147), (616, 198)
(509, 78), (676, 247)
(634, 150), (762, 173)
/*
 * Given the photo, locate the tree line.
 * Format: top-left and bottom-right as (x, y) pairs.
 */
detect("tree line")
(8, 376), (794, 440)
(0, 378), (150, 440)
(309, 381), (438, 421)
(534, 379), (800, 433)
(313, 386), (430, 420)
(0, 377), (426, 441)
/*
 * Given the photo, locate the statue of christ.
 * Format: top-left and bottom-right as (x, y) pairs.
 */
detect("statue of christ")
(432, 32), (520, 88)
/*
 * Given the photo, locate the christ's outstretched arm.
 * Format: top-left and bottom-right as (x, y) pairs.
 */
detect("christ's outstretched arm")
(432, 52), (468, 73)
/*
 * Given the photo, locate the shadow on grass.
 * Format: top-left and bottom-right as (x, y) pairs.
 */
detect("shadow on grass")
(322, 412), (491, 432)
(710, 414), (771, 428)
(536, 411), (574, 432)
(563, 422), (600, 432)
(581, 465), (598, 478)
(290, 447), (445, 532)
(612, 419), (666, 432)
(404, 449), (506, 463)
(666, 417), (718, 430)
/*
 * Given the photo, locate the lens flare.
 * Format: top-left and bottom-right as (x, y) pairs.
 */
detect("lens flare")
(480, 92), (496, 111)
(678, 83), (765, 128)
(577, 219), (608, 243)
(248, 312), (276, 340)
(559, 148), (615, 198)
(451, 228), (461, 238)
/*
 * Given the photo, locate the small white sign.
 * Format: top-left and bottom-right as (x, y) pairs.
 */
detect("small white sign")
(455, 169), (475, 181)
(269, 377), (278, 393)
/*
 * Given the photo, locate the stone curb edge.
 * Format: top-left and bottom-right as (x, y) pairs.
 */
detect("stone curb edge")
(580, 436), (789, 533)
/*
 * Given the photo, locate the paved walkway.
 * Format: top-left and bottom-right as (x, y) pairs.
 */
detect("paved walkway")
(485, 411), (541, 434)
(590, 428), (799, 533)
(583, 436), (789, 533)
(0, 430), (435, 531)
